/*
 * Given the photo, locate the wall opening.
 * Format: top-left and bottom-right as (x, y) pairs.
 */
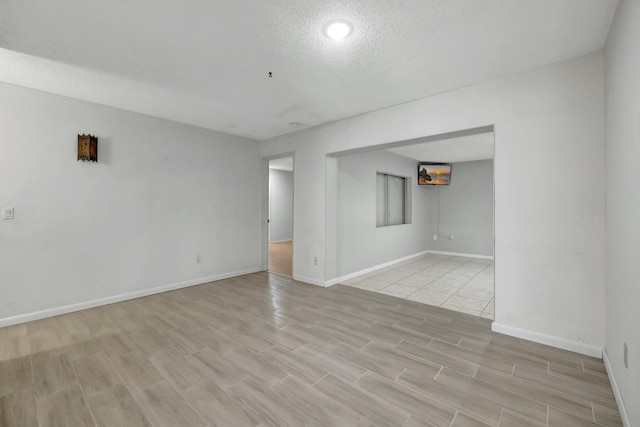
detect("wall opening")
(326, 126), (495, 320)
(266, 156), (294, 277)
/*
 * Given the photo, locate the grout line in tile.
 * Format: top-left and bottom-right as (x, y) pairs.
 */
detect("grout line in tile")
(67, 350), (99, 427)
(359, 341), (373, 352)
(29, 353), (43, 427)
(353, 369), (370, 385)
(546, 405), (550, 426)
(359, 340), (373, 351)
(448, 410), (459, 427)
(434, 366), (444, 381)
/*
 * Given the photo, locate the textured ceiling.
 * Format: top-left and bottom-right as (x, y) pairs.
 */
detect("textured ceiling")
(0, 0), (618, 140)
(389, 132), (494, 163)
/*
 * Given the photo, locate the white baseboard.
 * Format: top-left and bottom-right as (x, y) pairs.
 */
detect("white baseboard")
(293, 274), (328, 287)
(0, 267), (262, 328)
(603, 349), (631, 427)
(427, 250), (494, 260)
(491, 322), (603, 358)
(325, 250), (431, 287)
(269, 239), (293, 244)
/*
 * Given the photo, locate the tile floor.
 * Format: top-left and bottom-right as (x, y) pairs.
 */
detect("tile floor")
(343, 253), (495, 319)
(0, 272), (622, 426)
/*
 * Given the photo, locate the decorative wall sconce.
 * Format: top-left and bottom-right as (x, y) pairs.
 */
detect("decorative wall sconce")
(77, 134), (98, 162)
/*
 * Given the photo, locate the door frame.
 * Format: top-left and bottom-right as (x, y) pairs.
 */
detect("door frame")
(262, 153), (295, 276)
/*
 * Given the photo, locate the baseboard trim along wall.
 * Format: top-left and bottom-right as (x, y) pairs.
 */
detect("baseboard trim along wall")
(324, 250), (432, 287)
(426, 250), (494, 260)
(603, 349), (631, 427)
(0, 267), (263, 328)
(269, 239), (293, 244)
(491, 322), (603, 358)
(293, 274), (329, 288)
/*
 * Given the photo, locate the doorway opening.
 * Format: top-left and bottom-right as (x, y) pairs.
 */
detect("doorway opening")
(267, 156), (294, 277)
(326, 126), (495, 320)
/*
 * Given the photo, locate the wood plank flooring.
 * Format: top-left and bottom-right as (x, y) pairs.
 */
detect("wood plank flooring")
(269, 240), (292, 277)
(0, 272), (622, 427)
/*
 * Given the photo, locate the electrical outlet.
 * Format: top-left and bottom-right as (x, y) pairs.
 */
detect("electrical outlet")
(449, 234), (455, 240)
(624, 342), (628, 369)
(196, 255), (201, 264)
(313, 256), (318, 266)
(2, 207), (14, 220)
(433, 235), (438, 241)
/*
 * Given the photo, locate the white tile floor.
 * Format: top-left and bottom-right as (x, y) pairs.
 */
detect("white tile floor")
(342, 253), (494, 319)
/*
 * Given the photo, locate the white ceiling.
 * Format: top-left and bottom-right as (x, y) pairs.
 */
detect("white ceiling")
(388, 132), (494, 163)
(0, 0), (618, 141)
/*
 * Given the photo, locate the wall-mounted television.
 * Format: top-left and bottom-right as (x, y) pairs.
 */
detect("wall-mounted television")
(418, 163), (452, 185)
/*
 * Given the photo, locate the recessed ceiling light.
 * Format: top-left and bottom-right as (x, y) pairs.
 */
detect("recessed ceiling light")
(323, 20), (353, 41)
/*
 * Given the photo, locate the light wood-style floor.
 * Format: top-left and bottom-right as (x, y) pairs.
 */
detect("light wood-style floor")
(269, 240), (292, 277)
(0, 272), (622, 427)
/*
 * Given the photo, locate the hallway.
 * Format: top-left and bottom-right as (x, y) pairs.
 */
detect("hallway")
(269, 240), (292, 277)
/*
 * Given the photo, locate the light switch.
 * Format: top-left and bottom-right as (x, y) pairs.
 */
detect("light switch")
(2, 207), (14, 220)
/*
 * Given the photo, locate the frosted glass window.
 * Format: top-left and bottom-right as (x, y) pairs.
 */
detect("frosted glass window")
(377, 173), (409, 227)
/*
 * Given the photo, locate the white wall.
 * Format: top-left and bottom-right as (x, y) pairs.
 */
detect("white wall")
(261, 53), (605, 353)
(427, 160), (494, 257)
(604, 1), (640, 424)
(336, 150), (429, 276)
(269, 169), (293, 242)
(0, 82), (262, 324)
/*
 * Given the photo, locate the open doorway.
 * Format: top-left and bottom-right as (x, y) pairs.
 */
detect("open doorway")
(268, 156), (294, 277)
(328, 128), (495, 319)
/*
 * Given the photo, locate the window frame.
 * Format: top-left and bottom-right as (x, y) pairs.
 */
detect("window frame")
(376, 172), (411, 227)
